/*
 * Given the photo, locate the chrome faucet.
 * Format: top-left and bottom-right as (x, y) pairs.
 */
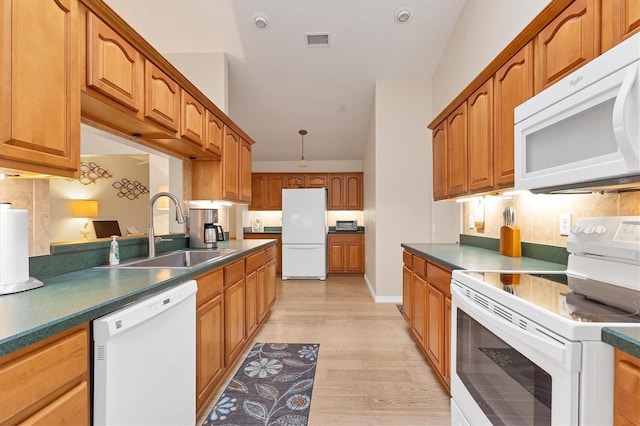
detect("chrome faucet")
(148, 192), (185, 258)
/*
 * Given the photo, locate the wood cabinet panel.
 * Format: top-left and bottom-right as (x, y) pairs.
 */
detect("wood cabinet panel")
(432, 121), (447, 200)
(144, 60), (180, 133)
(196, 268), (223, 307)
(265, 258), (277, 308)
(245, 271), (258, 337)
(614, 349), (640, 426)
(224, 278), (245, 365)
(327, 233), (364, 274)
(306, 174), (327, 188)
(284, 175), (305, 188)
(20, 381), (88, 426)
(250, 174), (267, 210)
(602, 0), (640, 52)
(244, 234), (282, 274)
(425, 284), (445, 374)
(412, 274), (427, 348)
(467, 79), (494, 193)
(246, 250), (267, 274)
(444, 296), (452, 388)
(0, 324), (89, 425)
(446, 103), (468, 197)
(266, 174), (284, 209)
(86, 12), (142, 113)
(222, 126), (240, 201)
(327, 175), (344, 210)
(494, 42), (533, 189)
(196, 293), (224, 413)
(344, 173), (363, 210)
(240, 139), (252, 203)
(1, 0), (80, 178)
(205, 111), (223, 157)
(181, 90), (205, 147)
(534, 0), (597, 92)
(402, 265), (412, 323)
(257, 265), (267, 323)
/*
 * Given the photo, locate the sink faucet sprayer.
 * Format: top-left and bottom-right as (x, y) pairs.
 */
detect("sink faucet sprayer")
(148, 192), (185, 258)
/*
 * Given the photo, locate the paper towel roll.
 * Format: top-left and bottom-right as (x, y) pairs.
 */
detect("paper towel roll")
(0, 207), (29, 285)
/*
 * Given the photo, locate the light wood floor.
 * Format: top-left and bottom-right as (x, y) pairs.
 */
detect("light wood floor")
(197, 276), (451, 425)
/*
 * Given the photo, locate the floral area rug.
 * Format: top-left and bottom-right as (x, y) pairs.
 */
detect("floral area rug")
(203, 343), (320, 426)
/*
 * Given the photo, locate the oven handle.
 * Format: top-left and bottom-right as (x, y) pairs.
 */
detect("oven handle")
(452, 284), (574, 369)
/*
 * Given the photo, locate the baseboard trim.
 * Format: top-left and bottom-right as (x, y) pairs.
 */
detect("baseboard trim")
(364, 274), (402, 303)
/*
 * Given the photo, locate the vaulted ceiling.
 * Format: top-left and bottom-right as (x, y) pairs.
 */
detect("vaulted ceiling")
(105, 0), (465, 162)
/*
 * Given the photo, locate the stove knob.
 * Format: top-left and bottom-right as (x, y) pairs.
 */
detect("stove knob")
(594, 225), (607, 235)
(571, 225), (583, 234)
(583, 225), (595, 234)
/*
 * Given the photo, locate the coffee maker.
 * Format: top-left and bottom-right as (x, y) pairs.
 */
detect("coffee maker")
(189, 208), (219, 249)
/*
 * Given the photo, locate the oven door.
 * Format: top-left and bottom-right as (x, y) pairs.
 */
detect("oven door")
(451, 282), (581, 426)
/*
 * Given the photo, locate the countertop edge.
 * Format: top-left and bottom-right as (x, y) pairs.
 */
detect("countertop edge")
(602, 327), (640, 359)
(0, 239), (277, 357)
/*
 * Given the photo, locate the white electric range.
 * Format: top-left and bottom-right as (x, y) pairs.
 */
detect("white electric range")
(450, 216), (640, 426)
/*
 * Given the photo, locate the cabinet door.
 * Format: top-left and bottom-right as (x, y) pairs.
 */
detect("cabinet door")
(239, 139), (252, 203)
(181, 90), (205, 147)
(344, 238), (364, 273)
(494, 42), (533, 189)
(444, 296), (452, 388)
(426, 284), (445, 375)
(432, 121), (447, 200)
(284, 175), (305, 188)
(467, 79), (494, 193)
(327, 239), (345, 273)
(245, 271), (258, 337)
(222, 127), (240, 201)
(250, 174), (267, 210)
(257, 265), (267, 323)
(344, 174), (362, 210)
(144, 60), (180, 133)
(196, 293), (224, 412)
(266, 174), (284, 210)
(21, 382), (88, 425)
(306, 174), (327, 188)
(402, 265), (413, 323)
(205, 111), (223, 157)
(412, 274), (427, 348)
(327, 174), (344, 210)
(224, 278), (245, 365)
(614, 349), (640, 426)
(86, 13), (142, 113)
(446, 103), (468, 197)
(265, 258), (277, 307)
(1, 0), (80, 178)
(602, 0), (640, 52)
(534, 0), (597, 92)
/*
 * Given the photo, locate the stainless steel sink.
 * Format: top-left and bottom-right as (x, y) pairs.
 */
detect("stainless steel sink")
(114, 249), (237, 268)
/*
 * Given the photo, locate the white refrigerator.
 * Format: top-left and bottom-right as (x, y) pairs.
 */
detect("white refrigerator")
(281, 188), (327, 280)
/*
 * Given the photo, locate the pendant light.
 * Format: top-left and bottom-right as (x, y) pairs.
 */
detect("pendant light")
(298, 129), (308, 167)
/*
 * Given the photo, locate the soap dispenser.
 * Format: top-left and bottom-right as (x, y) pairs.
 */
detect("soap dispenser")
(109, 235), (120, 265)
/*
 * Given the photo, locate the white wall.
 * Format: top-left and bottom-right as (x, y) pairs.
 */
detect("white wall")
(372, 80), (432, 301)
(362, 101), (376, 291)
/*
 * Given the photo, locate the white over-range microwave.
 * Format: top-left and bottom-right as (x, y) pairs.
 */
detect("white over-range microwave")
(515, 33), (640, 193)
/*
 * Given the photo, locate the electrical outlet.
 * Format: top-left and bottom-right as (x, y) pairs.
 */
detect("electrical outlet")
(560, 213), (571, 236)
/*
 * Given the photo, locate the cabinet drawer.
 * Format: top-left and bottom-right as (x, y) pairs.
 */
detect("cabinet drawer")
(195, 268), (223, 306)
(225, 259), (245, 286)
(413, 256), (427, 280)
(21, 382), (88, 425)
(266, 245), (276, 261)
(403, 251), (413, 268)
(0, 326), (88, 424)
(246, 251), (266, 274)
(427, 262), (452, 296)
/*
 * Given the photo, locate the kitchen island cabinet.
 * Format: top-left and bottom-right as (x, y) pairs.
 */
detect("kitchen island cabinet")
(0, 324), (90, 425)
(1, 0), (80, 178)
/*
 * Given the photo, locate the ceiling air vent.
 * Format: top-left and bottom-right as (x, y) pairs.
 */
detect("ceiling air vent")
(306, 33), (330, 47)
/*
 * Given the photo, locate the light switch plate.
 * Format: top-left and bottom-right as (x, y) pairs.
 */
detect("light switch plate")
(560, 213), (571, 236)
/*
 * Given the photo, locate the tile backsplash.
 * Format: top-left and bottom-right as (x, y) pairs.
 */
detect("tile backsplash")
(461, 191), (640, 247)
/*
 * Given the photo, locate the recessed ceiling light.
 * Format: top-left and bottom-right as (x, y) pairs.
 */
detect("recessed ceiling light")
(253, 14), (269, 29)
(395, 8), (411, 23)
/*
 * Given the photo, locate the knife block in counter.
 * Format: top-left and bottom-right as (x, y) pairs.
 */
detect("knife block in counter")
(499, 226), (522, 257)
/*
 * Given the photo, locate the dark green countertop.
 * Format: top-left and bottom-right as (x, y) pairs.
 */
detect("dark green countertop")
(602, 327), (640, 358)
(400, 243), (567, 272)
(0, 239), (277, 357)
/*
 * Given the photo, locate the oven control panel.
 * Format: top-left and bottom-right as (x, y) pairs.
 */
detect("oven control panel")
(567, 216), (640, 260)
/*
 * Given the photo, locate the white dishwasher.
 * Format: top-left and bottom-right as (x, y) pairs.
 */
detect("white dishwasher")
(93, 280), (197, 426)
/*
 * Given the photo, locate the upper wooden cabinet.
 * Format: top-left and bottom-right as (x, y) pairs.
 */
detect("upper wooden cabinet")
(494, 43), (534, 189)
(0, 0), (80, 178)
(144, 60), (180, 134)
(467, 79), (494, 193)
(602, 0), (640, 52)
(205, 110), (223, 157)
(250, 173), (284, 210)
(328, 173), (363, 210)
(180, 90), (206, 147)
(306, 174), (328, 188)
(284, 174), (306, 188)
(432, 121), (447, 200)
(446, 103), (468, 198)
(85, 12), (142, 113)
(222, 126), (241, 201)
(239, 138), (252, 203)
(534, 0), (597, 92)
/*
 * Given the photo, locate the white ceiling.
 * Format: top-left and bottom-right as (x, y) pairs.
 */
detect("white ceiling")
(105, 0), (465, 162)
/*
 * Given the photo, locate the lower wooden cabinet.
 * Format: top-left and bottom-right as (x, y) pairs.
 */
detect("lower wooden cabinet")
(195, 268), (225, 414)
(243, 233), (282, 274)
(328, 233), (365, 274)
(402, 250), (452, 393)
(0, 324), (90, 425)
(614, 348), (640, 426)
